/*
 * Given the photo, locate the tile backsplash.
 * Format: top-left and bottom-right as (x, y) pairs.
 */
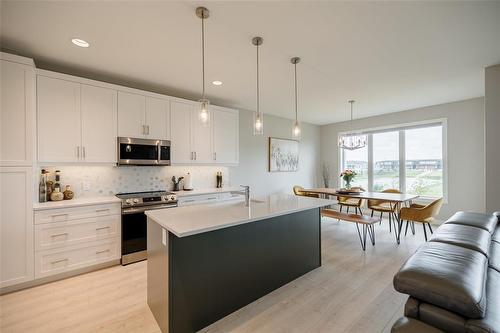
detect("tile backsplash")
(41, 166), (230, 198)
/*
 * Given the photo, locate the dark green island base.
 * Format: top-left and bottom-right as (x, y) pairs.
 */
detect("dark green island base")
(147, 208), (321, 333)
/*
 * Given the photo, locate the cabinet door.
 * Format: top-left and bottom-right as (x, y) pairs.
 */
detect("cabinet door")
(81, 85), (117, 163)
(145, 97), (170, 140)
(191, 109), (213, 163)
(0, 167), (34, 288)
(0, 60), (35, 166)
(170, 101), (193, 164)
(117, 91), (145, 138)
(212, 108), (239, 164)
(37, 76), (81, 163)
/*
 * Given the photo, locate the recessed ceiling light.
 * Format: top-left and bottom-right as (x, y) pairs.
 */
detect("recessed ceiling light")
(71, 38), (90, 48)
(212, 80), (223, 86)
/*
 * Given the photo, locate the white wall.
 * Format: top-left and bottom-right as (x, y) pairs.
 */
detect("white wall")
(485, 65), (500, 213)
(320, 98), (485, 219)
(229, 110), (321, 197)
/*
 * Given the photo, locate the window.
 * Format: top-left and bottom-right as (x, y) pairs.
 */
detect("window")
(340, 120), (446, 199)
(343, 144), (368, 190)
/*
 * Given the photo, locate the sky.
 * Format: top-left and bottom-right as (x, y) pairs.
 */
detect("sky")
(343, 126), (442, 162)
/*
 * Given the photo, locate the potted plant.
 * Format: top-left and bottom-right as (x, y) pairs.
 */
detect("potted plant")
(340, 169), (357, 189)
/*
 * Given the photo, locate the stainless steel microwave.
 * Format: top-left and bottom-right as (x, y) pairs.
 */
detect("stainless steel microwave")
(117, 137), (171, 166)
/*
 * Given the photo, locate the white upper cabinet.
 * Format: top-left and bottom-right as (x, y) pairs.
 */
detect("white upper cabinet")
(37, 74), (118, 164)
(191, 109), (213, 163)
(117, 91), (145, 138)
(171, 101), (193, 163)
(146, 97), (170, 140)
(117, 92), (170, 140)
(212, 107), (239, 164)
(37, 76), (81, 163)
(0, 56), (35, 166)
(81, 85), (117, 163)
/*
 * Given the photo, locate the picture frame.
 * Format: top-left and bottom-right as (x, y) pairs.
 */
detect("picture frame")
(268, 137), (299, 172)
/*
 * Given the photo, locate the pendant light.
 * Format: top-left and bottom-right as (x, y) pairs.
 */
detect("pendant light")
(338, 100), (367, 150)
(252, 37), (264, 135)
(291, 57), (301, 140)
(196, 7), (210, 125)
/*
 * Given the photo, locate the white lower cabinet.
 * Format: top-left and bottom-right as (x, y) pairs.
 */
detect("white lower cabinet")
(33, 203), (121, 279)
(0, 167), (34, 288)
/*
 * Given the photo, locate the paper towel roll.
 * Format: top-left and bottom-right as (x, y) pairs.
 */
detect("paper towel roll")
(184, 172), (193, 190)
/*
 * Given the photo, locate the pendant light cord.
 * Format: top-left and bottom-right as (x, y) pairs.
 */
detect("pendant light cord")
(256, 43), (260, 115)
(294, 62), (298, 122)
(201, 15), (206, 99)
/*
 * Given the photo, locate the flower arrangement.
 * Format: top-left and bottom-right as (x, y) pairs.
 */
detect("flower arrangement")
(340, 169), (357, 189)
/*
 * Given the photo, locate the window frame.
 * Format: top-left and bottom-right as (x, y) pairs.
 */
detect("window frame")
(338, 118), (448, 202)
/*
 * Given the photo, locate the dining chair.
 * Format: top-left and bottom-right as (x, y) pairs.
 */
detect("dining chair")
(337, 187), (365, 215)
(367, 188), (401, 233)
(399, 198), (443, 241)
(293, 185), (319, 198)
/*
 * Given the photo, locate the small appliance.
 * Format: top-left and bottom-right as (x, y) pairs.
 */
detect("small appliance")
(117, 137), (171, 166)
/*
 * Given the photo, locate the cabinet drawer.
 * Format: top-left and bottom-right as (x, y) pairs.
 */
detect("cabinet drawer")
(35, 238), (120, 279)
(35, 215), (120, 251)
(178, 194), (220, 206)
(34, 203), (120, 224)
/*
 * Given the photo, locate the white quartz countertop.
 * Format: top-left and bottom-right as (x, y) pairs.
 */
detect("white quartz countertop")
(33, 196), (121, 210)
(173, 187), (241, 197)
(146, 193), (335, 237)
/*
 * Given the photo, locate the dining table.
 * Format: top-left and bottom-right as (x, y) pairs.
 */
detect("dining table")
(303, 188), (419, 244)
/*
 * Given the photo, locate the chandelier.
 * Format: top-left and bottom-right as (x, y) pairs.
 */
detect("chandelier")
(338, 100), (367, 150)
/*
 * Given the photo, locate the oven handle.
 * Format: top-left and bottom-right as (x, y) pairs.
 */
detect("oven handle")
(122, 204), (178, 215)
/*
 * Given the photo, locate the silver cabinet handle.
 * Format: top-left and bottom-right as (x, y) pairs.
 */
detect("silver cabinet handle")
(77, 146), (80, 158)
(50, 232), (68, 238)
(51, 258), (68, 265)
(96, 226), (110, 231)
(194, 151), (197, 160)
(51, 213), (68, 219)
(146, 125), (150, 135)
(95, 208), (110, 213)
(191, 152), (194, 160)
(214, 152), (217, 161)
(184, 199), (195, 203)
(82, 146), (86, 158)
(142, 125), (146, 135)
(96, 249), (110, 254)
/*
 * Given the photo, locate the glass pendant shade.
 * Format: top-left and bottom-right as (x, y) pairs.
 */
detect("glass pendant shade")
(199, 98), (210, 125)
(292, 120), (301, 140)
(254, 112), (264, 135)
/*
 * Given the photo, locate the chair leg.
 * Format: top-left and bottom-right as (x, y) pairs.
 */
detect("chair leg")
(347, 206), (350, 214)
(427, 223), (433, 234)
(411, 222), (415, 235)
(339, 205), (343, 213)
(422, 223), (428, 241)
(358, 207), (363, 215)
(371, 210), (374, 217)
(380, 212), (383, 225)
(388, 213), (392, 233)
(405, 220), (409, 236)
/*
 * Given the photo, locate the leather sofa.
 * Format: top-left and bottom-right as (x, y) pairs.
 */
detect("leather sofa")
(392, 211), (500, 333)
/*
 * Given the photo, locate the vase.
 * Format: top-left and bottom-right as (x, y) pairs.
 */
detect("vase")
(50, 188), (64, 201)
(345, 178), (352, 190)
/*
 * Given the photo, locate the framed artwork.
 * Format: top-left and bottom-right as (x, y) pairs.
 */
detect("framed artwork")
(269, 137), (299, 172)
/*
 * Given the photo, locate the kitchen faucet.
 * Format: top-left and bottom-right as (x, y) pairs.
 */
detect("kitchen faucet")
(232, 185), (250, 207)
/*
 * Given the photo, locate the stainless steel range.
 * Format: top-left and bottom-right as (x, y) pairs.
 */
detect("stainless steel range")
(116, 191), (177, 265)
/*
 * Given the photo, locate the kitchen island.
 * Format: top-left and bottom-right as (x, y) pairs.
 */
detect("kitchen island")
(145, 193), (334, 333)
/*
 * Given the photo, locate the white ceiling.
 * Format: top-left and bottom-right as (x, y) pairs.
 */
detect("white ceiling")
(1, 1), (499, 125)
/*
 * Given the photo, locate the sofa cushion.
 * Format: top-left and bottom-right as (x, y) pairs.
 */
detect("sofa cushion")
(493, 227), (500, 244)
(429, 224), (491, 257)
(490, 241), (500, 272)
(404, 297), (420, 318)
(420, 303), (467, 333)
(391, 317), (444, 333)
(466, 269), (500, 333)
(393, 242), (488, 318)
(445, 212), (498, 234)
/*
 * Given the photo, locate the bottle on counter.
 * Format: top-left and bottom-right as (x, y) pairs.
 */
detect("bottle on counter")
(50, 187), (64, 201)
(54, 170), (61, 191)
(63, 185), (74, 200)
(39, 169), (47, 203)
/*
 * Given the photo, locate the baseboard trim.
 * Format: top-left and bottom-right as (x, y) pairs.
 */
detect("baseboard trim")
(0, 259), (121, 295)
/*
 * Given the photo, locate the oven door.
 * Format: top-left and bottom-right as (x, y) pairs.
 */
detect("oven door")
(121, 210), (147, 265)
(117, 137), (159, 165)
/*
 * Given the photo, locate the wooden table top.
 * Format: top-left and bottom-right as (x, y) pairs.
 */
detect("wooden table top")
(304, 188), (419, 202)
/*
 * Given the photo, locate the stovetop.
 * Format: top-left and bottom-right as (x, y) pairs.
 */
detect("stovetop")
(116, 190), (177, 208)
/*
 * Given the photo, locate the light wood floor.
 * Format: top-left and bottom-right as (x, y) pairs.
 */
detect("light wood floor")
(0, 217), (427, 333)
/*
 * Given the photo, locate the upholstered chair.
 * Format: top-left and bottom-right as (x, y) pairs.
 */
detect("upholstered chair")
(400, 198), (443, 241)
(293, 185), (319, 198)
(367, 188), (402, 233)
(337, 187), (365, 215)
